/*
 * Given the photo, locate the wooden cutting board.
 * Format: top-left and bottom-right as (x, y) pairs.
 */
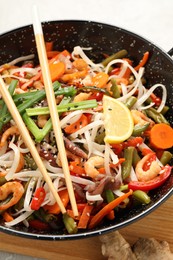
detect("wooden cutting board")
(0, 195), (173, 260)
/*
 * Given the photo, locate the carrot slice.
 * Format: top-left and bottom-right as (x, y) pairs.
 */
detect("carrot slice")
(43, 189), (69, 214)
(78, 204), (93, 229)
(134, 51), (149, 71)
(149, 123), (173, 149)
(88, 189), (133, 229)
(64, 114), (88, 134)
(48, 62), (65, 82)
(92, 72), (109, 88)
(45, 41), (53, 52)
(2, 211), (14, 222)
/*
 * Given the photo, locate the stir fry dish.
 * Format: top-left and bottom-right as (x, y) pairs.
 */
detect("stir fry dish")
(0, 43), (172, 234)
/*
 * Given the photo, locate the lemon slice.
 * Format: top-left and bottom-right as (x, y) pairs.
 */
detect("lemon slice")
(103, 95), (134, 143)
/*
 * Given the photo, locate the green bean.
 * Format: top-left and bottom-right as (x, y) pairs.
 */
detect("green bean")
(119, 184), (128, 191)
(24, 155), (37, 170)
(124, 96), (137, 109)
(102, 49), (128, 67)
(161, 106), (169, 115)
(110, 79), (120, 98)
(132, 122), (150, 137)
(132, 148), (141, 168)
(132, 190), (151, 204)
(63, 213), (78, 234)
(160, 151), (172, 166)
(105, 189), (115, 203)
(80, 86), (111, 96)
(145, 107), (169, 124)
(122, 146), (135, 180)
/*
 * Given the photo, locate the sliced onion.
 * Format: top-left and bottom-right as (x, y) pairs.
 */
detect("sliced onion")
(86, 191), (103, 202)
(70, 120), (104, 138)
(130, 166), (138, 181)
(5, 211), (33, 227)
(5, 142), (20, 181)
(24, 177), (37, 211)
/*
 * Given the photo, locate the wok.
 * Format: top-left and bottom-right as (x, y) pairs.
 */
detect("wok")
(0, 20), (173, 240)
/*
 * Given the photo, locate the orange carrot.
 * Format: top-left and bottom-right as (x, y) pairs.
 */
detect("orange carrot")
(92, 72), (109, 88)
(64, 114), (88, 134)
(48, 62), (65, 82)
(149, 123), (173, 149)
(121, 58), (133, 79)
(21, 71), (42, 90)
(69, 161), (86, 176)
(134, 51), (149, 71)
(46, 51), (59, 59)
(106, 209), (115, 220)
(110, 158), (125, 169)
(2, 211), (14, 222)
(78, 204), (94, 229)
(66, 209), (81, 220)
(45, 41), (53, 52)
(88, 189), (133, 229)
(43, 189), (69, 214)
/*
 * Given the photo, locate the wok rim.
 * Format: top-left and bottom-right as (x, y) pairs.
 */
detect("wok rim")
(0, 19), (173, 240)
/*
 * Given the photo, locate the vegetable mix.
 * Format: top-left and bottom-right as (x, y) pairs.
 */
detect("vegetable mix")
(0, 43), (172, 233)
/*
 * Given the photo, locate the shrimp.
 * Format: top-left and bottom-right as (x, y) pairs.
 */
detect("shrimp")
(73, 92), (91, 102)
(73, 59), (88, 71)
(84, 156), (104, 178)
(135, 153), (161, 182)
(131, 110), (153, 126)
(0, 126), (20, 147)
(0, 181), (24, 211)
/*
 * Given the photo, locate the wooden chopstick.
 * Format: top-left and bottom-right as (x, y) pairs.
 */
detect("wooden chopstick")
(0, 76), (66, 214)
(32, 6), (78, 216)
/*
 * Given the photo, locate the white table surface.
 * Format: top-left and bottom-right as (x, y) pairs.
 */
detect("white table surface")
(0, 0), (173, 259)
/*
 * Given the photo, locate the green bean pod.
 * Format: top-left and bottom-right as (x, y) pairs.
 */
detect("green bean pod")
(132, 122), (150, 137)
(132, 190), (151, 204)
(102, 49), (128, 67)
(110, 79), (120, 98)
(63, 213), (78, 234)
(160, 151), (172, 166)
(132, 148), (141, 168)
(122, 146), (135, 180)
(146, 107), (169, 125)
(105, 189), (115, 203)
(124, 96), (137, 109)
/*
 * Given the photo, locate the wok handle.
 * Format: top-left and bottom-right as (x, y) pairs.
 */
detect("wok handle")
(168, 48), (173, 56)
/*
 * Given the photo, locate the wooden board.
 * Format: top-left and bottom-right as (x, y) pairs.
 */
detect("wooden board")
(0, 196), (173, 260)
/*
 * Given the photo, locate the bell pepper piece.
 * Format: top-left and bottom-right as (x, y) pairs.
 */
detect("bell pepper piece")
(128, 165), (172, 191)
(30, 187), (46, 210)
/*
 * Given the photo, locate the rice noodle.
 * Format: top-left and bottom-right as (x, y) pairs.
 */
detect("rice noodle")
(86, 191), (103, 202)
(2, 54), (35, 67)
(136, 83), (167, 112)
(24, 177), (37, 211)
(5, 211), (34, 227)
(5, 141), (20, 181)
(71, 46), (104, 71)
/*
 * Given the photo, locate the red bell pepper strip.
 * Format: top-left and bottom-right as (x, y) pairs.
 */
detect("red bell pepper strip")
(30, 187), (46, 210)
(128, 165), (172, 191)
(29, 219), (50, 231)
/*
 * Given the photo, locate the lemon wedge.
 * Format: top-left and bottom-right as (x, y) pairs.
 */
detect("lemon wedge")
(103, 95), (134, 143)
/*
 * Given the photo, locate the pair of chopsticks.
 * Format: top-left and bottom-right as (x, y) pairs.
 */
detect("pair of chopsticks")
(0, 6), (78, 217)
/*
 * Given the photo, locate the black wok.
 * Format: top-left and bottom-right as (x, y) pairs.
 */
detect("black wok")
(0, 20), (172, 240)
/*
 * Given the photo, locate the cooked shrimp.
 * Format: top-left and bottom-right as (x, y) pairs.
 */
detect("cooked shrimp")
(0, 126), (20, 147)
(84, 156), (104, 178)
(135, 153), (161, 182)
(60, 69), (88, 83)
(73, 59), (88, 71)
(73, 92), (91, 102)
(37, 115), (49, 128)
(131, 110), (152, 126)
(0, 181), (24, 211)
